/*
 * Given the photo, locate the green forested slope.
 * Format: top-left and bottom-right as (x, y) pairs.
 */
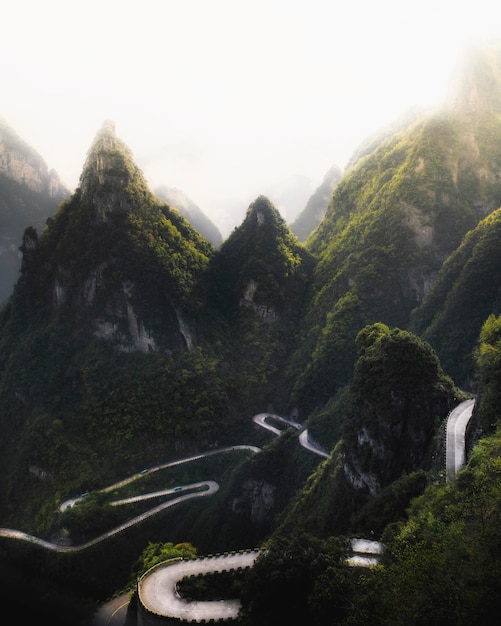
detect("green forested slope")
(411, 207), (501, 385)
(205, 195), (315, 410)
(0, 122), (223, 525)
(289, 103), (501, 413)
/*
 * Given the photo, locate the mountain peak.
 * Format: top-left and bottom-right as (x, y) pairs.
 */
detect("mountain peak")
(446, 42), (501, 115)
(210, 195), (312, 322)
(78, 121), (146, 216)
(245, 195), (280, 229)
(84, 119), (120, 159)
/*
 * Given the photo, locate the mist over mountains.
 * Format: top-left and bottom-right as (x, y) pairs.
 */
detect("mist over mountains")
(2, 42), (501, 625)
(0, 119), (336, 304)
(0, 118), (69, 302)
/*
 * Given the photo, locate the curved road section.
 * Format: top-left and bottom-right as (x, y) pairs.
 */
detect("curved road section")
(253, 413), (329, 459)
(0, 445), (261, 552)
(138, 551), (261, 622)
(138, 542), (384, 622)
(0, 482), (219, 552)
(446, 398), (475, 483)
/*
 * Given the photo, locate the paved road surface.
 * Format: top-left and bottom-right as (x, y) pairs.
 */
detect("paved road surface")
(446, 398), (475, 483)
(138, 552), (260, 622)
(91, 593), (130, 626)
(60, 445), (260, 512)
(298, 429), (330, 458)
(252, 413), (301, 435)
(0, 482), (219, 552)
(347, 538), (383, 567)
(253, 413), (330, 458)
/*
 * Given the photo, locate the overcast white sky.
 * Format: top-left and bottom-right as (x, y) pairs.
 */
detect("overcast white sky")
(1, 0), (501, 236)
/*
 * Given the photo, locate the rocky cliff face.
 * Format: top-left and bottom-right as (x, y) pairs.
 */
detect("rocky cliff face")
(232, 479), (276, 527)
(0, 119), (65, 197)
(342, 325), (459, 495)
(446, 44), (501, 116)
(15, 121), (212, 355)
(78, 120), (138, 221)
(0, 119), (69, 302)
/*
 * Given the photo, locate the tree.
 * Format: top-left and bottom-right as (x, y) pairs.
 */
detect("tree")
(240, 533), (352, 625)
(129, 541), (197, 584)
(476, 314), (501, 431)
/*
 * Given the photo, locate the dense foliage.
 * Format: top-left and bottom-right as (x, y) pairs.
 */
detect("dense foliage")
(411, 207), (501, 386)
(240, 533), (353, 626)
(343, 324), (460, 490)
(155, 185), (223, 247)
(271, 325), (461, 542)
(474, 313), (501, 431)
(289, 104), (501, 413)
(208, 195), (314, 317)
(370, 438), (501, 624)
(241, 311), (501, 625)
(129, 540), (197, 583)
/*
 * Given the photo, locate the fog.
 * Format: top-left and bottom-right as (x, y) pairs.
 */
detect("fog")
(2, 0), (500, 236)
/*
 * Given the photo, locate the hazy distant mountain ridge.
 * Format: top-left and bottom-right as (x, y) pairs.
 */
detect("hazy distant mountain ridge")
(0, 118), (65, 197)
(446, 43), (501, 115)
(290, 164), (342, 242)
(155, 185), (223, 247)
(0, 119), (69, 302)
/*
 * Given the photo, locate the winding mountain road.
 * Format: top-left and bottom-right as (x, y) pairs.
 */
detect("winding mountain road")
(59, 444), (261, 512)
(2, 445), (262, 552)
(138, 551), (261, 622)
(253, 413), (330, 458)
(4, 400), (472, 624)
(0, 481), (219, 553)
(3, 397), (469, 554)
(1, 417), (327, 555)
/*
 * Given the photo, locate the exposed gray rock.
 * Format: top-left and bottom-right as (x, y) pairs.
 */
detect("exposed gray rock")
(232, 479), (276, 527)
